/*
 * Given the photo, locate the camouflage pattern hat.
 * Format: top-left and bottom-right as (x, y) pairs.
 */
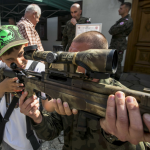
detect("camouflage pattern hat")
(0, 25), (28, 56)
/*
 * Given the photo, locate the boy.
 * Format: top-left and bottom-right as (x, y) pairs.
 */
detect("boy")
(0, 25), (45, 150)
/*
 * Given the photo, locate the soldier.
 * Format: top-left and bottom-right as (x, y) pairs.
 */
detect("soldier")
(61, 3), (90, 51)
(109, 2), (133, 80)
(20, 31), (150, 150)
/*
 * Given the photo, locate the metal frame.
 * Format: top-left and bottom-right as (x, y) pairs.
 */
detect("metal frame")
(0, 3), (67, 20)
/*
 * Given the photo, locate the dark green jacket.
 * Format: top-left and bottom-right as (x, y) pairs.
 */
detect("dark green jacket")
(61, 17), (89, 51)
(109, 14), (133, 51)
(32, 78), (148, 150)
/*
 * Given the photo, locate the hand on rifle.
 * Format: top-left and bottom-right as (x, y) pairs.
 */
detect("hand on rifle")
(52, 98), (78, 115)
(19, 91), (42, 124)
(0, 77), (24, 93)
(100, 91), (150, 144)
(44, 98), (78, 116)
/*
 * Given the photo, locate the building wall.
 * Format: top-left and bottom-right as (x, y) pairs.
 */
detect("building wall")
(82, 0), (132, 67)
(82, 0), (122, 44)
(41, 17), (61, 51)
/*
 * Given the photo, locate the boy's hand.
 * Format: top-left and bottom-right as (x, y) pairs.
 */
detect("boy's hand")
(20, 91), (42, 124)
(0, 77), (24, 93)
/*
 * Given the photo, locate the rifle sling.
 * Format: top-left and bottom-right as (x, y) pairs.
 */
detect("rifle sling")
(28, 61), (39, 71)
(26, 116), (40, 150)
(26, 61), (41, 150)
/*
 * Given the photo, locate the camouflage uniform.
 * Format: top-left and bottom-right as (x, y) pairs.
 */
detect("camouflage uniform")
(31, 78), (148, 150)
(61, 17), (89, 51)
(109, 14), (133, 79)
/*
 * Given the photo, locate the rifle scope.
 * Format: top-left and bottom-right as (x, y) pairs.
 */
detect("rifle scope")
(24, 46), (118, 74)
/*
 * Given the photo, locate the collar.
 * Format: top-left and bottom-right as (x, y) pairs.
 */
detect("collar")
(76, 16), (82, 22)
(21, 17), (35, 28)
(122, 14), (129, 19)
(118, 14), (129, 22)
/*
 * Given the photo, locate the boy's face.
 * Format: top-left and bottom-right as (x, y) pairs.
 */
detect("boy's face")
(0, 44), (28, 69)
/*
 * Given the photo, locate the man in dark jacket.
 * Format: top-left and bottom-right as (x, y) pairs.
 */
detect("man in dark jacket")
(109, 2), (133, 80)
(61, 3), (89, 51)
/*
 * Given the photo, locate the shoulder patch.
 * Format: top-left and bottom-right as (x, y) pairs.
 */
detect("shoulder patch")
(120, 22), (124, 25)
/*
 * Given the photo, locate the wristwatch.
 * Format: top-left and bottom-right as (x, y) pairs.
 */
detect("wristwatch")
(102, 129), (119, 143)
(102, 129), (126, 146)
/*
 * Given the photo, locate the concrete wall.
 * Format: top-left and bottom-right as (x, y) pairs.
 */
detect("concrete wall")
(41, 17), (61, 51)
(82, 0), (132, 67)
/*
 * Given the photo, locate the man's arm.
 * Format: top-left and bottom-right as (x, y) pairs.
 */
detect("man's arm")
(32, 111), (64, 140)
(109, 20), (133, 35)
(47, 92), (150, 146)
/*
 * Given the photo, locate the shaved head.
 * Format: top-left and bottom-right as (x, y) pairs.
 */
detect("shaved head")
(73, 31), (108, 49)
(70, 3), (82, 20)
(71, 3), (81, 10)
(69, 31), (108, 75)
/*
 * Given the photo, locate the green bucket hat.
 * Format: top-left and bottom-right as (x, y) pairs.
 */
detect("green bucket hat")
(0, 25), (28, 56)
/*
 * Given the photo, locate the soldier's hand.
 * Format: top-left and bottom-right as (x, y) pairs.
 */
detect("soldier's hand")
(100, 91), (150, 144)
(19, 91), (42, 124)
(52, 98), (78, 116)
(0, 77), (24, 93)
(71, 18), (77, 25)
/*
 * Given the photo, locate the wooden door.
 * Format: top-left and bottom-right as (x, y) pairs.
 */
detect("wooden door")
(124, 0), (150, 74)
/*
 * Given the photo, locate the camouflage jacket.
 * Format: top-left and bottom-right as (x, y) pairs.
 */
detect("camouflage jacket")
(61, 17), (89, 51)
(109, 14), (133, 51)
(32, 78), (149, 150)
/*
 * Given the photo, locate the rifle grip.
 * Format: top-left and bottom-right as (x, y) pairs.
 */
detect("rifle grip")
(24, 85), (35, 101)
